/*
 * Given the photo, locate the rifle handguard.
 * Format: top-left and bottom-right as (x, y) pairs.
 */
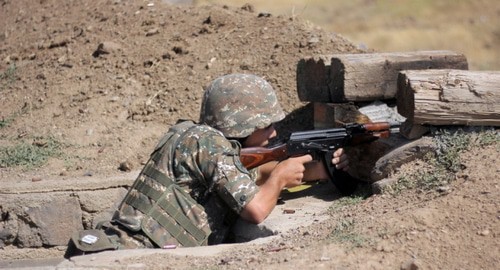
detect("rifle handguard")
(323, 150), (359, 195)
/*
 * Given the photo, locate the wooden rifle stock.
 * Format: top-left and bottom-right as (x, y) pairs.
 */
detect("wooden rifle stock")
(240, 144), (288, 170)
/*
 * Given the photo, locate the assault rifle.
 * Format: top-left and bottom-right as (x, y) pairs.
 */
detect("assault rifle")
(240, 122), (401, 195)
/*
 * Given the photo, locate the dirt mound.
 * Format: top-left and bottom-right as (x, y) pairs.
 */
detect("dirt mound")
(0, 0), (359, 180)
(0, 1), (498, 269)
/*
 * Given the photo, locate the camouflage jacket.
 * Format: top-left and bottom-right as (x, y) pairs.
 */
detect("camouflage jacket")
(112, 120), (259, 247)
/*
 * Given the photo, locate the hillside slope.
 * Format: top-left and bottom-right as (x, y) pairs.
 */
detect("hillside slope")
(0, 1), (498, 269)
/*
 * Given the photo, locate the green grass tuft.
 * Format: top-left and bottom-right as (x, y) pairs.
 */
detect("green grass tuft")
(0, 63), (17, 90)
(329, 219), (367, 248)
(0, 137), (63, 168)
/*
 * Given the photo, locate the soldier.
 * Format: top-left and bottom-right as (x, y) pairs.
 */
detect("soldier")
(65, 74), (349, 256)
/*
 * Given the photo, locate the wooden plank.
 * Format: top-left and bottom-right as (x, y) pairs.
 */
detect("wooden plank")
(297, 50), (468, 102)
(297, 55), (334, 102)
(397, 69), (500, 126)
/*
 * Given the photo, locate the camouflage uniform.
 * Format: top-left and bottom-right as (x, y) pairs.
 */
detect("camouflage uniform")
(111, 120), (260, 248)
(66, 74), (285, 255)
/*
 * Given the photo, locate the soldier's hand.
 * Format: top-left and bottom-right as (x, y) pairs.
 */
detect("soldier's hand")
(332, 148), (349, 171)
(272, 154), (313, 188)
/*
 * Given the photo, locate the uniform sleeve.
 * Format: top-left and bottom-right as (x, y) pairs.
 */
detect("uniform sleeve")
(196, 133), (259, 214)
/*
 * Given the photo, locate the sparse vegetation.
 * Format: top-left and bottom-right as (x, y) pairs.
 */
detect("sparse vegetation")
(0, 117), (11, 128)
(328, 183), (371, 212)
(329, 219), (368, 248)
(1, 1), (498, 268)
(0, 63), (17, 90)
(0, 136), (63, 168)
(475, 128), (500, 147)
(393, 129), (499, 193)
(336, 195), (364, 208)
(0, 109), (24, 129)
(326, 182), (374, 247)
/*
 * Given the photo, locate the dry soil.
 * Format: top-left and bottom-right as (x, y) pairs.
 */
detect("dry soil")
(0, 0), (498, 269)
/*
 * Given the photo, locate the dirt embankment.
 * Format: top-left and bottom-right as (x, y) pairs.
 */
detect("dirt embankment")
(0, 1), (498, 269)
(0, 0), (359, 181)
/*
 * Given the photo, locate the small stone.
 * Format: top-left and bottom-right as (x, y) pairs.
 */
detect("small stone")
(93, 41), (122, 57)
(308, 37), (320, 44)
(146, 28), (159, 36)
(118, 161), (132, 172)
(478, 230), (490, 236)
(401, 259), (420, 270)
(437, 186), (451, 193)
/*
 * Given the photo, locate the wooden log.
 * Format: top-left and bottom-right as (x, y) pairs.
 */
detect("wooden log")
(297, 51), (468, 102)
(297, 55), (335, 102)
(397, 69), (500, 126)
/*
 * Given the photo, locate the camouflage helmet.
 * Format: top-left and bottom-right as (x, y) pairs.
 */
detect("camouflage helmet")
(199, 74), (285, 138)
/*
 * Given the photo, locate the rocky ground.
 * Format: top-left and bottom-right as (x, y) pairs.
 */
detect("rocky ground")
(0, 0), (498, 269)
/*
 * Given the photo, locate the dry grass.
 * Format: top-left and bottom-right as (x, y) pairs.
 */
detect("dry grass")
(196, 0), (500, 70)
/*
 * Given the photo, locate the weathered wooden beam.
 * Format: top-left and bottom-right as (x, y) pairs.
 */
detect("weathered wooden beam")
(397, 69), (500, 126)
(297, 51), (468, 102)
(297, 55), (335, 102)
